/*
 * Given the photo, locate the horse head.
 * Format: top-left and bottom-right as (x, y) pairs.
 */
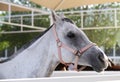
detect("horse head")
(51, 11), (109, 72)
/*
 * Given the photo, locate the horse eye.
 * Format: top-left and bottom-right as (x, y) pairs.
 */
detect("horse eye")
(67, 31), (75, 39)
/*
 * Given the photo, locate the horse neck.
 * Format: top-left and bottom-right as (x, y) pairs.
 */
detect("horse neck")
(30, 28), (59, 77)
(0, 28), (59, 78)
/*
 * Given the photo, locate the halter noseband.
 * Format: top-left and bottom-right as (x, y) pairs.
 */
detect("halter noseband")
(52, 24), (96, 71)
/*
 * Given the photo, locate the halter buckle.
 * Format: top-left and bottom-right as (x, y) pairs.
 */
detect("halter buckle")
(56, 40), (62, 47)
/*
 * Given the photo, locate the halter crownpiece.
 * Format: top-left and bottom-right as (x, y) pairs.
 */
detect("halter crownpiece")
(52, 24), (96, 71)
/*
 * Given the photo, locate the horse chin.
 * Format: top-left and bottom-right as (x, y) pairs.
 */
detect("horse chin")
(92, 67), (105, 73)
(92, 60), (109, 72)
(80, 64), (105, 72)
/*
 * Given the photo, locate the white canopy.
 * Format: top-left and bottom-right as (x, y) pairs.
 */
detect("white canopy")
(30, 0), (120, 10)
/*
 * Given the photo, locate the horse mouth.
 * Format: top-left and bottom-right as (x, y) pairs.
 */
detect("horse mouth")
(92, 59), (111, 72)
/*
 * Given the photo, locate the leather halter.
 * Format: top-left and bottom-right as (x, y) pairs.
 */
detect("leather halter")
(52, 24), (96, 71)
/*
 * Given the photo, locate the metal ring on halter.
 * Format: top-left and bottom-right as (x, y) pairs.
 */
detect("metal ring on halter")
(56, 39), (62, 47)
(57, 40), (62, 47)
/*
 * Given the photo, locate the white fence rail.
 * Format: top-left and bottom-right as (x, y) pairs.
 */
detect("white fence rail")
(0, 71), (120, 82)
(1, 4), (120, 34)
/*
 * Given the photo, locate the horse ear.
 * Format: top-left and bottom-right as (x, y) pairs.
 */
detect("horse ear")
(51, 11), (61, 23)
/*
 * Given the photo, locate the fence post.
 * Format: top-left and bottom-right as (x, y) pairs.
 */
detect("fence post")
(14, 46), (17, 53)
(114, 9), (117, 28)
(113, 43), (116, 63)
(5, 49), (8, 58)
(31, 10), (34, 27)
(8, 4), (11, 23)
(21, 16), (23, 31)
(81, 11), (83, 28)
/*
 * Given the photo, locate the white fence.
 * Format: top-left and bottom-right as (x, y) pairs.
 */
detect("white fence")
(0, 71), (120, 82)
(108, 56), (120, 64)
(1, 4), (120, 34)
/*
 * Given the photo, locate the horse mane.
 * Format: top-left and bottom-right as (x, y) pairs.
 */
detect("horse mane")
(0, 24), (54, 63)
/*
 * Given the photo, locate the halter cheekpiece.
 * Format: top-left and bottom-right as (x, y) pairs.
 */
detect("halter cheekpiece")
(52, 24), (96, 71)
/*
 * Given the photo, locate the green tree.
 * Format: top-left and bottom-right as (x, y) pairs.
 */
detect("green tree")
(0, 0), (49, 56)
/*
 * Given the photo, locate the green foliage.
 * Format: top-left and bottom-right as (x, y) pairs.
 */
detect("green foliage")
(34, 15), (50, 27)
(65, 2), (120, 49)
(0, 24), (40, 50)
(83, 11), (114, 27)
(67, 14), (81, 27)
(66, 11), (119, 48)
(0, 0), (50, 53)
(84, 29), (119, 49)
(0, 41), (9, 51)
